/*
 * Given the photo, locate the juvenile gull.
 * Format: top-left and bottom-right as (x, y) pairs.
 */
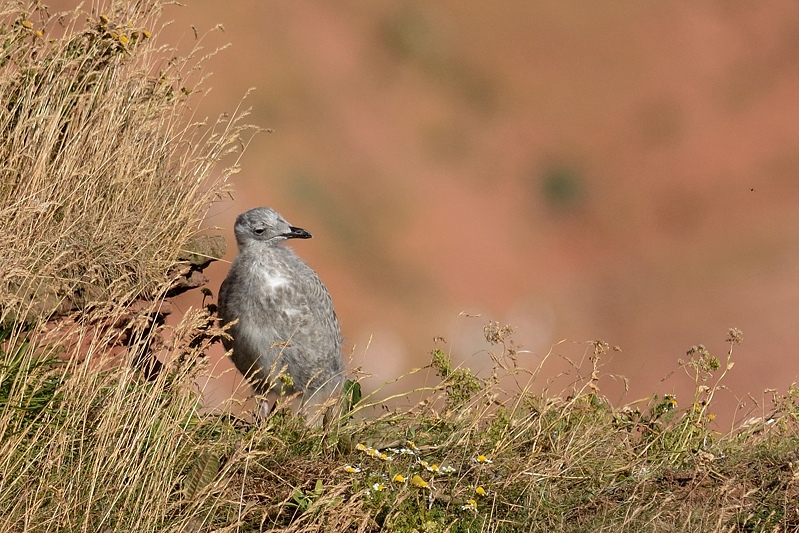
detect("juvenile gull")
(218, 207), (344, 420)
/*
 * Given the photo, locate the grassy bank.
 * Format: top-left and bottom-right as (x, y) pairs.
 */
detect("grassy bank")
(3, 317), (799, 532)
(1, 2), (798, 532)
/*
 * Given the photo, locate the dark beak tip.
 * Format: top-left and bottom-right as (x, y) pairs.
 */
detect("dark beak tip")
(288, 226), (312, 239)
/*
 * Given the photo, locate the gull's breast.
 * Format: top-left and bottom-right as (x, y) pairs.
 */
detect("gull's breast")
(264, 273), (290, 290)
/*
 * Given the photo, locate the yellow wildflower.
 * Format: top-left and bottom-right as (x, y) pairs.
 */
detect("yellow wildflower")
(461, 499), (478, 512)
(475, 486), (487, 496)
(665, 394), (677, 408)
(392, 474), (407, 483)
(411, 474), (430, 489)
(358, 445), (393, 461)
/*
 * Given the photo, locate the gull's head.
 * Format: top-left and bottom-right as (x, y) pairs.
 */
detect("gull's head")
(233, 207), (312, 250)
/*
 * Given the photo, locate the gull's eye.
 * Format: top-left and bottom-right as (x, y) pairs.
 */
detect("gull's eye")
(253, 227), (265, 235)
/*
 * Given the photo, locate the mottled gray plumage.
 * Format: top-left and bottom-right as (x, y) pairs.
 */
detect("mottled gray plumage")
(218, 207), (344, 417)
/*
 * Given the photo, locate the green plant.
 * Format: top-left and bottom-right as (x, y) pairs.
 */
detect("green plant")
(0, 325), (66, 433)
(287, 479), (325, 513)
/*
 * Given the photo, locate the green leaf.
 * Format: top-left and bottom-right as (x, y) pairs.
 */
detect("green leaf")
(183, 450), (221, 499)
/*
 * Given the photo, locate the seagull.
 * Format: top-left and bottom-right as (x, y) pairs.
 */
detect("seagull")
(218, 207), (345, 421)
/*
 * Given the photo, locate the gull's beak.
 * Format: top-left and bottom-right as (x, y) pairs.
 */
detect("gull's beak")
(285, 226), (312, 239)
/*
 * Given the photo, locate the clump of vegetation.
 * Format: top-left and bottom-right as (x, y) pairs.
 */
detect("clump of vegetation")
(2, 2), (799, 532)
(0, 0), (244, 324)
(204, 327), (798, 533)
(0, 1), (246, 529)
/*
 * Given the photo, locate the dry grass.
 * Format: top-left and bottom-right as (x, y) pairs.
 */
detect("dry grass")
(0, 0), (245, 324)
(2, 2), (799, 532)
(0, 1), (248, 529)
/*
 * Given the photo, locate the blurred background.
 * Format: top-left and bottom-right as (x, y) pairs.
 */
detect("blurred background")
(56, 1), (799, 424)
